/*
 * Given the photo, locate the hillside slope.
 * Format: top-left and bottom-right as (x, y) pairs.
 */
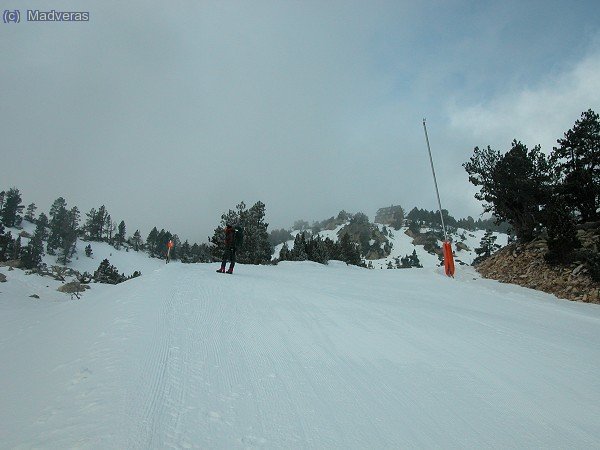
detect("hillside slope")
(1, 262), (599, 448)
(273, 224), (507, 269)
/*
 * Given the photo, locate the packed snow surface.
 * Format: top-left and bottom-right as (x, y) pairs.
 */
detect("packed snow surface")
(1, 261), (600, 448)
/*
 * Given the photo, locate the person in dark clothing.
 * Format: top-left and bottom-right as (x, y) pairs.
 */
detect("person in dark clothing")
(217, 223), (236, 273)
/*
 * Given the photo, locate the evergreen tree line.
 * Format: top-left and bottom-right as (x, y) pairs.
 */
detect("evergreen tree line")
(277, 206), (510, 254)
(272, 211), (387, 266)
(270, 205), (508, 267)
(463, 109), (600, 276)
(0, 190), (272, 269)
(268, 211), (354, 248)
(0, 190), (212, 269)
(277, 232), (363, 266)
(386, 250), (422, 269)
(0, 188), (49, 269)
(404, 207), (510, 233)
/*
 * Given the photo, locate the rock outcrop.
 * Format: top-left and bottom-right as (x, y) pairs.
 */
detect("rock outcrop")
(476, 227), (600, 303)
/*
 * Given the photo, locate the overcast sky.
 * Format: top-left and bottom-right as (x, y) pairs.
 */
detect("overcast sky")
(1, 0), (599, 243)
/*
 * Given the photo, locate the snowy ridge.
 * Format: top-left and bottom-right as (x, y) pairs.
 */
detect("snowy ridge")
(1, 260), (600, 448)
(272, 223), (508, 268)
(7, 220), (165, 277)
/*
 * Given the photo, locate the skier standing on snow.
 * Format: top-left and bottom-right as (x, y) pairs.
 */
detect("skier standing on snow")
(217, 223), (236, 274)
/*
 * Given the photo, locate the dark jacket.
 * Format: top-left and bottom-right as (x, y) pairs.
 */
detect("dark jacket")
(224, 225), (235, 248)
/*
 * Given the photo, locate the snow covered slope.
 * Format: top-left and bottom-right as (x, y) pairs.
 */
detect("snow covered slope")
(1, 262), (599, 448)
(273, 224), (508, 268)
(6, 221), (165, 277)
(372, 226), (508, 268)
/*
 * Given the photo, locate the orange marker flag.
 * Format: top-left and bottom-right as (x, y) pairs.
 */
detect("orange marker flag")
(443, 241), (455, 277)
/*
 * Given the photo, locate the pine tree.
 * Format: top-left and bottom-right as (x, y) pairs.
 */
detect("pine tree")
(279, 242), (290, 261)
(406, 207), (420, 223)
(290, 233), (308, 261)
(464, 141), (553, 241)
(244, 201), (271, 264)
(4, 233), (17, 261)
(94, 259), (125, 284)
(47, 198), (68, 255)
(171, 235), (181, 261)
(339, 233), (361, 266)
(155, 229), (173, 260)
(198, 243), (212, 263)
(180, 240), (191, 263)
(131, 230), (142, 251)
(305, 234), (318, 261)
(47, 199), (79, 264)
(323, 237), (340, 261)
(105, 214), (115, 243)
(190, 243), (201, 262)
(269, 228), (293, 247)
(311, 235), (329, 264)
(408, 220), (420, 235)
(114, 220), (126, 249)
(0, 226), (14, 262)
(24, 203), (37, 223)
(550, 109), (600, 222)
(21, 220), (45, 269)
(36, 213), (49, 241)
(391, 208), (404, 230)
(84, 205), (110, 241)
(0, 187), (24, 228)
(84, 208), (99, 240)
(84, 208), (97, 239)
(12, 236), (22, 260)
(57, 207), (79, 265)
(301, 234), (330, 264)
(85, 244), (93, 257)
(409, 249), (422, 268)
(474, 230), (501, 264)
(542, 196), (581, 264)
(146, 227), (159, 257)
(337, 210), (350, 222)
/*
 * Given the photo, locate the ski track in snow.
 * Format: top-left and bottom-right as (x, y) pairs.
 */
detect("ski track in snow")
(1, 262), (600, 448)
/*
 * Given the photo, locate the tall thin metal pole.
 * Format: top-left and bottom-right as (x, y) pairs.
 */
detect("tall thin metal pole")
(422, 119), (448, 242)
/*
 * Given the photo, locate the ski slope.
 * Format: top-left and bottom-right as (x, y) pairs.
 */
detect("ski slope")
(1, 261), (600, 448)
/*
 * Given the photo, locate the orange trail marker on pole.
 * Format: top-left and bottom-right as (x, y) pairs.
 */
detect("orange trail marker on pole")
(422, 119), (455, 277)
(166, 240), (173, 263)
